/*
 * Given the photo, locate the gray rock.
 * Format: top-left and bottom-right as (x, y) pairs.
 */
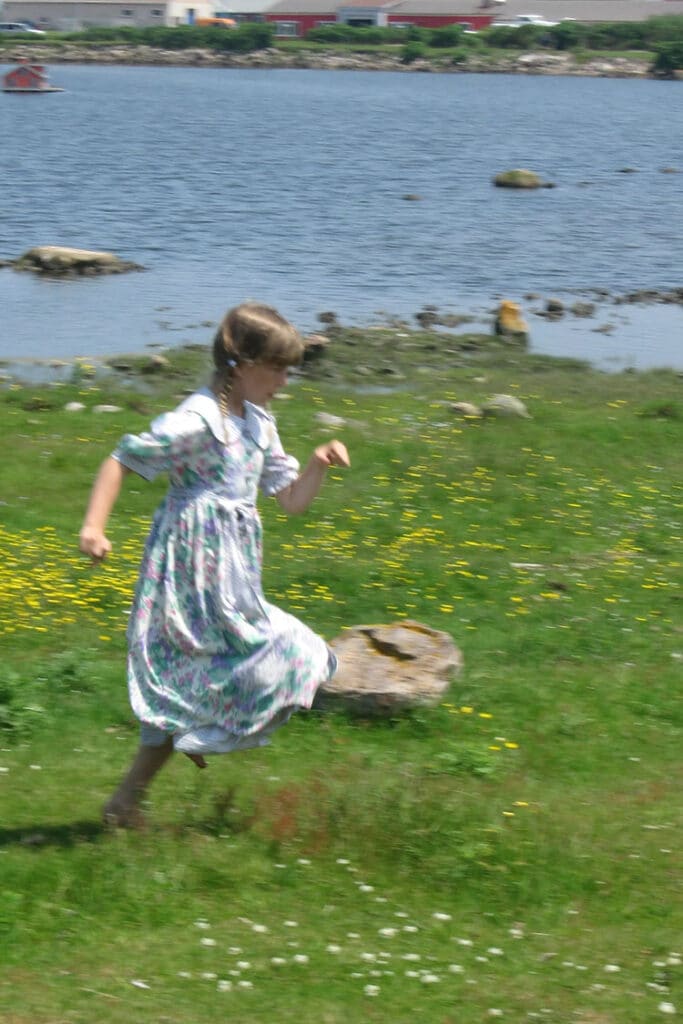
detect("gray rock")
(493, 169), (547, 189)
(314, 411), (347, 429)
(13, 245), (143, 277)
(450, 401), (483, 418)
(482, 394), (531, 418)
(315, 621), (463, 716)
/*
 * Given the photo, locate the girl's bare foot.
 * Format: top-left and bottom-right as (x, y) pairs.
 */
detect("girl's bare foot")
(102, 796), (146, 829)
(184, 752), (208, 769)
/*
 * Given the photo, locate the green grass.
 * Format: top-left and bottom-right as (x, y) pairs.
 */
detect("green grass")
(1, 329), (681, 1022)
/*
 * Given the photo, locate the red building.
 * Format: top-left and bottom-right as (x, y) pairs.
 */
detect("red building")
(264, 0), (496, 37)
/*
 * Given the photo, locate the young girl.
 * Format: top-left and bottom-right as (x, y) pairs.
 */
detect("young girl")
(80, 302), (350, 827)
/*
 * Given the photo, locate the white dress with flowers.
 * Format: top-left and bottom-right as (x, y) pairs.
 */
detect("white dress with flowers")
(112, 387), (335, 755)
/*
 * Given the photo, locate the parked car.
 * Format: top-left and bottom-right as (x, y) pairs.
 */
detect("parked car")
(0, 21), (46, 34)
(492, 13), (558, 28)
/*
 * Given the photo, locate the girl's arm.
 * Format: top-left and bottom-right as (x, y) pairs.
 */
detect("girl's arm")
(79, 456), (130, 561)
(275, 440), (350, 515)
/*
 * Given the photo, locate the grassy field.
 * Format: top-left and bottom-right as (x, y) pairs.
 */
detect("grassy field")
(1, 326), (681, 1023)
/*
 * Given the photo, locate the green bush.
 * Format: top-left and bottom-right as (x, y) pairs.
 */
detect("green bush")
(60, 22), (273, 52)
(651, 39), (683, 74)
(428, 24), (465, 47)
(401, 39), (425, 63)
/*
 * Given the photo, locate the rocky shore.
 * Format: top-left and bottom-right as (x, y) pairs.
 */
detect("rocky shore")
(0, 42), (655, 78)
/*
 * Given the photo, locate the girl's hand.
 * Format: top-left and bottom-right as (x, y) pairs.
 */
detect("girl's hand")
(314, 440), (350, 469)
(79, 526), (112, 563)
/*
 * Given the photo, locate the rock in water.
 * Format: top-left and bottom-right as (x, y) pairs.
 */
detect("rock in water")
(13, 246), (143, 276)
(315, 621), (463, 715)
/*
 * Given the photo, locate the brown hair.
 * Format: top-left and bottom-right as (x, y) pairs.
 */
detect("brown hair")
(211, 302), (304, 413)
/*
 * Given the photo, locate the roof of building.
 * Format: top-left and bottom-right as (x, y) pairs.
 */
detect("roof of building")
(6, 0), (683, 17)
(265, 0), (683, 15)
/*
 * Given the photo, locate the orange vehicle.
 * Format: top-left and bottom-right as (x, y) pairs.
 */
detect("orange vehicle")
(194, 17), (237, 28)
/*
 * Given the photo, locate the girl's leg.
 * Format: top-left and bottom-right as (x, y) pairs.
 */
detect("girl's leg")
(103, 737), (174, 827)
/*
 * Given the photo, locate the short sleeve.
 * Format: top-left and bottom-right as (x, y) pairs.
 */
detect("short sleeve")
(259, 423), (300, 497)
(112, 409), (209, 481)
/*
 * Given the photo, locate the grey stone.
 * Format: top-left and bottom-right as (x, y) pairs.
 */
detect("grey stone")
(315, 621), (463, 716)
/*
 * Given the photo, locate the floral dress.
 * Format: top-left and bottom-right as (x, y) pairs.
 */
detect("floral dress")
(112, 387), (335, 755)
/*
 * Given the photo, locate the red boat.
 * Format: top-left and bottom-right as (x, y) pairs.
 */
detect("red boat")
(2, 62), (63, 93)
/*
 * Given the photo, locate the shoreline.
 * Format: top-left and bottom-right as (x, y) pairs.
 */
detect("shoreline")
(0, 43), (660, 78)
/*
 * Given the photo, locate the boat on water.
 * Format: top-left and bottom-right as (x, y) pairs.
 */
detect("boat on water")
(2, 62), (64, 93)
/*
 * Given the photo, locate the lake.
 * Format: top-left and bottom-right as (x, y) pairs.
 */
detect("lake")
(1, 64), (682, 372)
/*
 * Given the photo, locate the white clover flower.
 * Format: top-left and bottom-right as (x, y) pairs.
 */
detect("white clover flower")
(252, 924), (268, 934)
(201, 972), (217, 980)
(405, 970), (420, 978)
(361, 952), (377, 962)
(604, 964), (621, 973)
(379, 928), (398, 937)
(509, 927), (524, 939)
(194, 920), (211, 929)
(488, 947), (504, 956)
(403, 925), (418, 933)
(237, 980), (253, 989)
(403, 953), (421, 961)
(659, 1002), (677, 1015)
(449, 964), (464, 973)
(336, 858), (350, 865)
(326, 944), (342, 954)
(217, 979), (232, 992)
(293, 954), (309, 964)
(358, 884), (374, 893)
(395, 911), (409, 918)
(228, 946), (242, 955)
(236, 961), (251, 970)
(177, 971), (192, 979)
(271, 957), (287, 966)
(283, 920), (298, 928)
(364, 984), (380, 997)
(130, 979), (150, 989)
(200, 937), (216, 947)
(420, 973), (440, 984)
(297, 858), (311, 866)
(488, 1010), (504, 1018)
(668, 955), (682, 966)
(433, 912), (452, 922)
(347, 932), (360, 939)
(456, 938), (473, 946)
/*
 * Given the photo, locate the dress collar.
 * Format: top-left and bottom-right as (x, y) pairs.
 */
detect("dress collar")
(179, 387), (274, 449)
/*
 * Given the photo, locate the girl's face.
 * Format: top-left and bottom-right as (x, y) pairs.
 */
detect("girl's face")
(233, 361), (289, 409)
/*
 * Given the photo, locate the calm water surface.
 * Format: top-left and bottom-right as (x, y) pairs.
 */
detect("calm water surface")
(1, 64), (682, 370)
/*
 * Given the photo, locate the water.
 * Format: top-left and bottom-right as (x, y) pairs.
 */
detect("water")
(1, 63), (682, 371)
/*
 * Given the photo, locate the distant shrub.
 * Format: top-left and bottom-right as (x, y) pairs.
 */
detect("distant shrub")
(401, 39), (425, 63)
(428, 24), (465, 47)
(651, 40), (683, 75)
(306, 23), (414, 44)
(450, 47), (470, 65)
(60, 22), (273, 52)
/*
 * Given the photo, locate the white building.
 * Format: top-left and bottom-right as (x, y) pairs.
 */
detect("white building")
(0, 0), (215, 30)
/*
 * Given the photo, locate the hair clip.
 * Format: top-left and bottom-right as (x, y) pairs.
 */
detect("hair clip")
(226, 358), (237, 368)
